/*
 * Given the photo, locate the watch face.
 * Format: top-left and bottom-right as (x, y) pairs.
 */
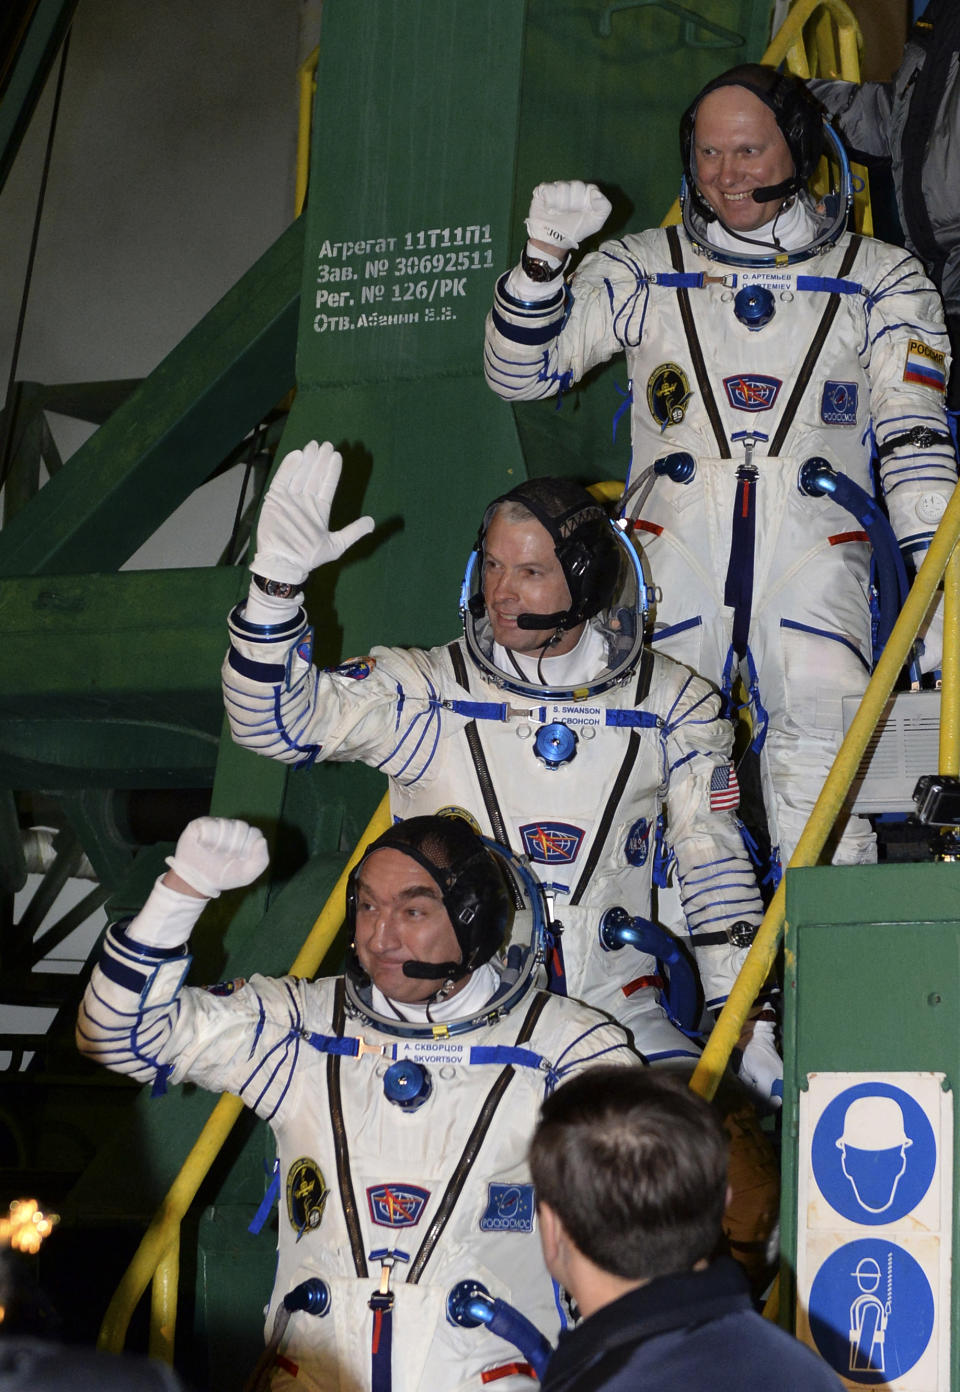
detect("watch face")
(253, 573), (297, 599)
(521, 249), (564, 282)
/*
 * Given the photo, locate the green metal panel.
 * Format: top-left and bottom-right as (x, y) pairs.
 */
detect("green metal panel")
(782, 863), (960, 1382)
(0, 567), (242, 786)
(0, 218), (303, 577)
(277, 0), (531, 650)
(0, 0), (77, 193)
(509, 0), (775, 485)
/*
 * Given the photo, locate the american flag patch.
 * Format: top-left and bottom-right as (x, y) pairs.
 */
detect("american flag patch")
(903, 338), (947, 393)
(709, 762), (740, 811)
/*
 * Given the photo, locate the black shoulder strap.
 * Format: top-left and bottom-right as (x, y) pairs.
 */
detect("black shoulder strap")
(327, 978), (368, 1277)
(570, 657), (653, 907)
(405, 990), (551, 1285)
(446, 643), (521, 896)
(666, 224), (731, 459)
(767, 233), (862, 456)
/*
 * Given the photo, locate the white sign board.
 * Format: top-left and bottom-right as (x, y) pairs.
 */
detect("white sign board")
(796, 1072), (952, 1389)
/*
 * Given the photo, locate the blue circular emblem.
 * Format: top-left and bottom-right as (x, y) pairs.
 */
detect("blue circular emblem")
(811, 1082), (936, 1224)
(808, 1239), (934, 1383)
(624, 817), (650, 867)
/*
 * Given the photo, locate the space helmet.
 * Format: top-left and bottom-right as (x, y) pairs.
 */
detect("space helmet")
(344, 815), (549, 1034)
(460, 476), (651, 700)
(678, 63), (852, 267)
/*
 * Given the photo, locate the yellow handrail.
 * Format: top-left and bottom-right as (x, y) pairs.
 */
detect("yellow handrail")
(98, 792), (392, 1355)
(689, 487), (960, 1106)
(940, 545), (960, 777)
(295, 47), (319, 218)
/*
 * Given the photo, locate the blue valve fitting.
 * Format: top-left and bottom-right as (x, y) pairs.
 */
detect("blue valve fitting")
(284, 1277), (330, 1317)
(383, 1059), (432, 1111)
(798, 456), (838, 497)
(447, 1280), (493, 1329)
(533, 722), (578, 769)
(734, 284), (775, 330)
(654, 451), (696, 484)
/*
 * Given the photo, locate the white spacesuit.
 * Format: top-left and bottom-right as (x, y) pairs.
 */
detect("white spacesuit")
(483, 64), (958, 875)
(76, 815), (637, 1392)
(222, 453), (768, 1073)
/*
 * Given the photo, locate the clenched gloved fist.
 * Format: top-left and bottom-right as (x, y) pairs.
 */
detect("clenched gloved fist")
(165, 817), (270, 899)
(250, 440), (375, 586)
(525, 180), (613, 253)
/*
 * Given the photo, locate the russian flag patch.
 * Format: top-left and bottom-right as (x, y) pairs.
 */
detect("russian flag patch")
(903, 338), (947, 393)
(709, 762), (740, 812)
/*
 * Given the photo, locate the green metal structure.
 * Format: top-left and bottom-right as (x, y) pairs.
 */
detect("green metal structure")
(783, 864), (960, 1387)
(0, 0), (816, 1384)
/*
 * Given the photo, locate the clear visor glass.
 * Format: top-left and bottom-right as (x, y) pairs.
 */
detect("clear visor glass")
(345, 841), (549, 1036)
(682, 121), (853, 269)
(459, 520), (649, 700)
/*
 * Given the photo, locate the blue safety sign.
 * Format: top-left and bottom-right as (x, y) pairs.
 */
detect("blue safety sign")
(808, 1239), (934, 1384)
(810, 1081), (936, 1226)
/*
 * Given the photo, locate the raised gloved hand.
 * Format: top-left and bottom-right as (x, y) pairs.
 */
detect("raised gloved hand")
(525, 180), (612, 254)
(250, 440), (375, 586)
(165, 817), (270, 899)
(125, 819), (269, 951)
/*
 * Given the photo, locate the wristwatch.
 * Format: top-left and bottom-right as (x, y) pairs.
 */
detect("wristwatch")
(252, 573), (299, 600)
(521, 247), (568, 282)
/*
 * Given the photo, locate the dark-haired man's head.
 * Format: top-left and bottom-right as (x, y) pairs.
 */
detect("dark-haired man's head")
(529, 1067), (728, 1313)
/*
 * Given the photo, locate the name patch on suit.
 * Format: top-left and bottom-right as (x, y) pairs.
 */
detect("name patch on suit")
(820, 380), (859, 425)
(367, 1184), (430, 1228)
(546, 703), (603, 727)
(286, 1157), (328, 1237)
(722, 374), (781, 412)
(520, 822), (585, 864)
(903, 338), (947, 393)
(479, 1183), (536, 1232)
(395, 1039), (467, 1066)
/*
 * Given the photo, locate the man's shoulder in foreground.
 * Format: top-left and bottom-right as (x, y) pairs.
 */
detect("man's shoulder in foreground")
(541, 1257), (842, 1392)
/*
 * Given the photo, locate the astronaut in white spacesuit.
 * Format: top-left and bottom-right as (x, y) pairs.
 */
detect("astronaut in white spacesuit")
(483, 63), (958, 878)
(222, 444), (774, 1088)
(76, 813), (637, 1392)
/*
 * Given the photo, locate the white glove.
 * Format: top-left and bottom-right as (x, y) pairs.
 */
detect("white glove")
(734, 1016), (783, 1111)
(915, 587), (944, 676)
(525, 180), (612, 253)
(165, 817), (270, 899)
(250, 440), (375, 586)
(125, 876), (212, 950)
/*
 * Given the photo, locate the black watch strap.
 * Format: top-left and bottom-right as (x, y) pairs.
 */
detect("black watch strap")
(877, 425), (954, 458)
